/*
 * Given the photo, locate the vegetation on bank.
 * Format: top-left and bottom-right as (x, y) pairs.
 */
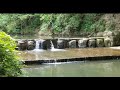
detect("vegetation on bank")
(0, 13), (111, 36)
(0, 31), (22, 77)
(0, 14), (119, 77)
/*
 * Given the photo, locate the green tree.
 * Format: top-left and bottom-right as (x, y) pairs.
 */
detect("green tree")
(0, 13), (105, 36)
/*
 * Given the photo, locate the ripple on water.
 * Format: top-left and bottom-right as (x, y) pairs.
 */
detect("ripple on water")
(42, 61), (85, 65)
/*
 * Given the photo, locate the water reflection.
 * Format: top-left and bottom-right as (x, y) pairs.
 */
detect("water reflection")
(22, 60), (120, 77)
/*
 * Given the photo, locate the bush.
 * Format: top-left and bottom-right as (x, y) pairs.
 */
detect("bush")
(0, 31), (22, 77)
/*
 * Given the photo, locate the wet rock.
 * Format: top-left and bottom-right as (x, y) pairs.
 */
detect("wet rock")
(27, 40), (36, 50)
(103, 31), (114, 37)
(112, 30), (120, 46)
(64, 40), (69, 48)
(78, 38), (88, 48)
(96, 38), (104, 47)
(88, 39), (96, 48)
(104, 37), (113, 47)
(28, 40), (35, 46)
(57, 40), (65, 49)
(96, 32), (104, 37)
(68, 40), (77, 48)
(17, 40), (28, 50)
(42, 39), (51, 50)
(51, 39), (57, 48)
(103, 30), (120, 46)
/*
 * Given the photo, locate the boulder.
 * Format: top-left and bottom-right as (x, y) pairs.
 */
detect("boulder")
(96, 38), (104, 47)
(57, 40), (65, 49)
(88, 39), (96, 48)
(104, 37), (113, 47)
(27, 40), (36, 50)
(64, 40), (69, 48)
(103, 31), (114, 37)
(68, 40), (76, 48)
(51, 39), (57, 48)
(78, 38), (88, 48)
(42, 40), (51, 50)
(96, 32), (104, 37)
(17, 40), (28, 50)
(112, 30), (120, 46)
(103, 30), (120, 46)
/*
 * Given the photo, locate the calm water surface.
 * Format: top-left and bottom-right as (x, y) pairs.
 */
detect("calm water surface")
(14, 35), (120, 77)
(21, 60), (120, 77)
(19, 48), (120, 61)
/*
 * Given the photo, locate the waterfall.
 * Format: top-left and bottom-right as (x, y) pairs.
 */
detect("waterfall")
(50, 40), (66, 51)
(35, 40), (39, 49)
(33, 39), (44, 51)
(50, 40), (55, 50)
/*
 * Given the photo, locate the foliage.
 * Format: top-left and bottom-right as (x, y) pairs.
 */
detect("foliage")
(0, 31), (22, 77)
(0, 13), (110, 36)
(90, 19), (106, 32)
(80, 14), (102, 32)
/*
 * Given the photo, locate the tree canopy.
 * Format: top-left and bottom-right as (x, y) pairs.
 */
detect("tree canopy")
(0, 13), (114, 36)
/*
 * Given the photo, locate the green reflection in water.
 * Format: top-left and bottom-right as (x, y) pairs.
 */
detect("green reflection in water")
(21, 60), (120, 77)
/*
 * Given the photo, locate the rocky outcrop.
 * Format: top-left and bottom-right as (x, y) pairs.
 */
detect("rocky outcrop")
(27, 40), (36, 50)
(88, 39), (96, 48)
(17, 40), (28, 50)
(42, 40), (51, 50)
(112, 30), (120, 46)
(96, 32), (104, 37)
(78, 38), (88, 48)
(16, 34), (120, 51)
(104, 37), (113, 47)
(102, 30), (120, 46)
(103, 31), (114, 37)
(57, 40), (65, 49)
(68, 40), (77, 48)
(64, 40), (70, 48)
(96, 30), (120, 46)
(51, 39), (57, 48)
(96, 38), (104, 47)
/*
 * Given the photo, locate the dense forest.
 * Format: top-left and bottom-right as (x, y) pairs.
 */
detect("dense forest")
(0, 13), (119, 37)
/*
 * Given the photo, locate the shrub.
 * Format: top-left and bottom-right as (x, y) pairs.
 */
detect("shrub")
(0, 31), (22, 77)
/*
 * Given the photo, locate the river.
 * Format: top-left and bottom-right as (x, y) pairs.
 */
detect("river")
(21, 60), (120, 77)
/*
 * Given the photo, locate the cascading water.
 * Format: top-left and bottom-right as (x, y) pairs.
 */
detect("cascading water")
(50, 40), (55, 50)
(50, 40), (59, 51)
(35, 40), (39, 49)
(33, 39), (45, 52)
(39, 40), (44, 49)
(50, 40), (66, 51)
(34, 40), (41, 51)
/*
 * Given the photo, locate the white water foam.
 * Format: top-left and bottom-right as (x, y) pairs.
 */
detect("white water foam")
(110, 46), (120, 50)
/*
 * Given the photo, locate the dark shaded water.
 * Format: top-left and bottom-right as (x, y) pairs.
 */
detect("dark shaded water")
(21, 60), (120, 77)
